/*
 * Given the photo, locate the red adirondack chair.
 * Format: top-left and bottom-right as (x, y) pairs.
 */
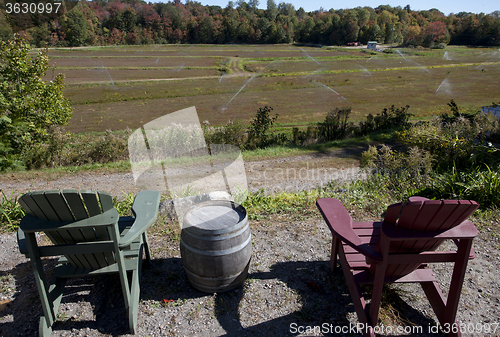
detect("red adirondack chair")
(316, 196), (479, 337)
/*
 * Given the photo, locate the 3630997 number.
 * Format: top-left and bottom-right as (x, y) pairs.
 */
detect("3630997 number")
(439, 322), (499, 334)
(5, 2), (61, 14)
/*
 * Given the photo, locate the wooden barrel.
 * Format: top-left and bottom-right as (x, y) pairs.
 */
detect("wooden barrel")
(180, 200), (251, 293)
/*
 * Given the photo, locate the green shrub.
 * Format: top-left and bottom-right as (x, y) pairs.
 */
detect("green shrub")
(354, 105), (413, 137)
(21, 128), (131, 169)
(365, 119), (500, 207)
(292, 126), (317, 146)
(358, 113), (376, 135)
(21, 126), (71, 169)
(374, 105), (413, 130)
(85, 129), (131, 164)
(440, 99), (479, 124)
(474, 110), (500, 142)
(360, 145), (379, 167)
(317, 107), (352, 142)
(432, 43), (447, 49)
(360, 144), (434, 200)
(247, 106), (279, 149)
(0, 37), (73, 171)
(203, 120), (245, 148)
(400, 112), (500, 170)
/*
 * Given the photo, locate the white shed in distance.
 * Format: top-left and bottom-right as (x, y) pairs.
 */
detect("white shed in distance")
(367, 41), (377, 50)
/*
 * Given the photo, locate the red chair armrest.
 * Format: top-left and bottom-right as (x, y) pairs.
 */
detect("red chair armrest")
(317, 198), (382, 261)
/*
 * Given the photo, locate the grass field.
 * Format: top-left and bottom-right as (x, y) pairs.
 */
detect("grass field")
(43, 44), (500, 134)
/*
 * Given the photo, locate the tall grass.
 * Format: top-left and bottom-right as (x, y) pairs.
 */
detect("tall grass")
(242, 174), (395, 222)
(242, 189), (320, 220)
(0, 190), (25, 232)
(113, 192), (137, 216)
(425, 164), (500, 207)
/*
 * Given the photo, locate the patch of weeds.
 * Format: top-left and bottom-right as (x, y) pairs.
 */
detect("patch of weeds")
(243, 189), (320, 219)
(473, 206), (500, 234)
(0, 190), (25, 232)
(171, 232), (180, 241)
(164, 298), (186, 307)
(151, 215), (181, 241)
(113, 192), (135, 216)
(188, 302), (203, 318)
(0, 274), (13, 293)
(56, 312), (70, 322)
(377, 285), (416, 328)
(149, 300), (161, 309)
(159, 228), (172, 236)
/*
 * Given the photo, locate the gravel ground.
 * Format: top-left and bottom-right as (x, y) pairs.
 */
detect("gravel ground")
(1, 154), (499, 336)
(1, 217), (499, 337)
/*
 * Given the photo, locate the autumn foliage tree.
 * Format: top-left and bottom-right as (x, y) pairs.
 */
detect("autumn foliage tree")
(424, 21), (449, 46)
(1, 2), (499, 48)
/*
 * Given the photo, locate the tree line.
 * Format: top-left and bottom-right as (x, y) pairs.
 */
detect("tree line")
(1, 1), (500, 47)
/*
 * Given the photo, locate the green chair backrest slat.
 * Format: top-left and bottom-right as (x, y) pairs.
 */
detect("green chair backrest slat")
(60, 190), (112, 267)
(30, 191), (61, 221)
(62, 190), (89, 221)
(98, 191), (114, 212)
(44, 191), (75, 222)
(79, 191), (116, 265)
(17, 194), (46, 219)
(81, 191), (103, 216)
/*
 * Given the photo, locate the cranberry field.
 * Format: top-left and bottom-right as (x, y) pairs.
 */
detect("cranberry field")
(42, 44), (500, 133)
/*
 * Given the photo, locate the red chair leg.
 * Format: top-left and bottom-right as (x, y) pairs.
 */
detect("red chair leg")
(330, 236), (340, 272)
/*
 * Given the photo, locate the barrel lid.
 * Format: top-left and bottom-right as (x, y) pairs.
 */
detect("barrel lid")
(184, 200), (246, 233)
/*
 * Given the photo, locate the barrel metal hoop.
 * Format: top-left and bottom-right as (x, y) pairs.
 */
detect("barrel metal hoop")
(183, 221), (249, 242)
(180, 233), (251, 257)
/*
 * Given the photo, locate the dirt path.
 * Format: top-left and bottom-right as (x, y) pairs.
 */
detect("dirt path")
(0, 151), (363, 199)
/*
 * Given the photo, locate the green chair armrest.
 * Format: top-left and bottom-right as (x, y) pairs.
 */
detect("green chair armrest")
(119, 190), (160, 248)
(19, 208), (119, 233)
(17, 228), (28, 256)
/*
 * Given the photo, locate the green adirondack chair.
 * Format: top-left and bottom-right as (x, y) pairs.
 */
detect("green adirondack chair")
(16, 189), (160, 336)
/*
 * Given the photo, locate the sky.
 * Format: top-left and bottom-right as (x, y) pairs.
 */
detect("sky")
(193, 0), (498, 15)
